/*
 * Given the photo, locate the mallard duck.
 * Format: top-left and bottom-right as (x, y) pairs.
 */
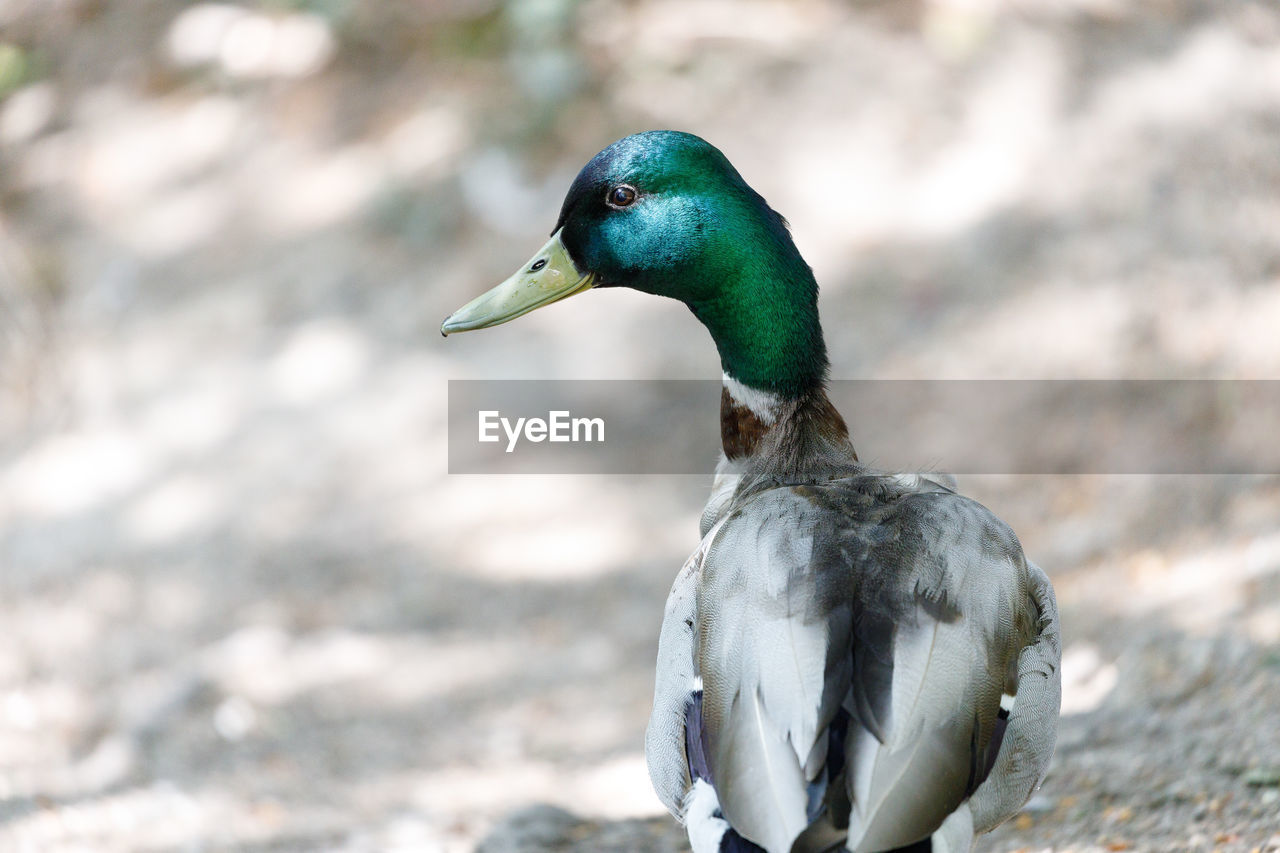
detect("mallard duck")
(442, 131), (1061, 853)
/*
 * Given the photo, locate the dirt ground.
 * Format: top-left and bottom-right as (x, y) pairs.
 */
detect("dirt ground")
(2, 1), (1280, 851)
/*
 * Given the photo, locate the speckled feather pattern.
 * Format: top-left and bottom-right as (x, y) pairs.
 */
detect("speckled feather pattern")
(646, 390), (1061, 853)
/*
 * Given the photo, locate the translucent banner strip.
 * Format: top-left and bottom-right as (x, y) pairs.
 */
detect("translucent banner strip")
(447, 380), (1280, 475)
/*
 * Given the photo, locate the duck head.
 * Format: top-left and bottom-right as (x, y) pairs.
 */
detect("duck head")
(442, 131), (828, 397)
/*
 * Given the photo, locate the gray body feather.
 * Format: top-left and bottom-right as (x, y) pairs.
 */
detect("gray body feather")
(646, 462), (1061, 853)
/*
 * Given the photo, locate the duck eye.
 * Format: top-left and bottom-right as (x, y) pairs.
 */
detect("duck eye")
(607, 185), (637, 208)
(529, 258), (547, 272)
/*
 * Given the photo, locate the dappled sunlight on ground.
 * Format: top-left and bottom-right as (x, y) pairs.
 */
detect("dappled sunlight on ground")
(3, 0), (1280, 850)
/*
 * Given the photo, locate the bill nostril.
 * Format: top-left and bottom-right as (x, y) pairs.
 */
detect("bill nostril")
(530, 259), (547, 272)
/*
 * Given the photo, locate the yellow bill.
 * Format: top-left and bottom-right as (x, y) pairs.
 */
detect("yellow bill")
(441, 230), (595, 335)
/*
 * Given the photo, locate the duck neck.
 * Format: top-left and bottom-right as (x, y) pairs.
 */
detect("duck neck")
(719, 374), (856, 472)
(687, 259), (830, 398)
(672, 193), (852, 469)
(697, 285), (855, 470)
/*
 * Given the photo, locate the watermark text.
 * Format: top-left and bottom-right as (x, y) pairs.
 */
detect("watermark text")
(478, 410), (605, 452)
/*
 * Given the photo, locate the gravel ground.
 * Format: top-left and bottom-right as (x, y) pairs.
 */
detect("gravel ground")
(2, 1), (1279, 851)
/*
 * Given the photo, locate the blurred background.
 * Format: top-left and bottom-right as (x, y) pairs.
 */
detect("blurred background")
(2, 0), (1280, 850)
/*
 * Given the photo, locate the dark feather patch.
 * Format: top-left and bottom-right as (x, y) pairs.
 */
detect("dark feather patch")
(851, 609), (895, 744)
(721, 829), (769, 853)
(685, 691), (712, 783)
(914, 576), (961, 623)
(979, 708), (1010, 789)
(825, 708), (851, 789)
(721, 387), (772, 460)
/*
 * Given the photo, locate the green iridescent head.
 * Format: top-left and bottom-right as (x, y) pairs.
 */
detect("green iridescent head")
(442, 131), (828, 397)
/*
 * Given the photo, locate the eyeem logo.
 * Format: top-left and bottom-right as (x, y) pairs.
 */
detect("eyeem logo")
(478, 410), (606, 453)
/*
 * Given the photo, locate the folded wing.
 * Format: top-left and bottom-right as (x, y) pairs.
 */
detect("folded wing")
(692, 477), (1047, 853)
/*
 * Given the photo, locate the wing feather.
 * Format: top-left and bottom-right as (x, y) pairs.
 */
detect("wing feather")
(646, 547), (703, 819)
(966, 560), (1062, 833)
(714, 685), (811, 852)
